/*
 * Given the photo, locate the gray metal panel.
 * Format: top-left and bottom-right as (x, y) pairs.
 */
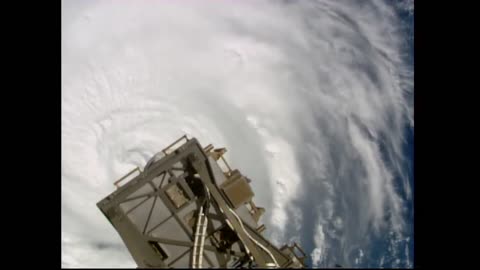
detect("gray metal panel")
(207, 206), (224, 231)
(203, 249), (221, 268)
(235, 204), (258, 229)
(150, 215), (191, 243)
(175, 200), (198, 234)
(108, 211), (167, 268)
(144, 196), (172, 234)
(169, 251), (191, 268)
(208, 156), (227, 186)
(127, 196), (155, 230)
(151, 173), (168, 189)
(231, 241), (242, 253)
(119, 197), (149, 214)
(126, 183), (155, 199)
(161, 244), (190, 266)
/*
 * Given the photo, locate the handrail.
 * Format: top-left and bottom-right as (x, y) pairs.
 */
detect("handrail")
(161, 135), (189, 155)
(293, 242), (307, 258)
(203, 144), (214, 153)
(113, 167), (141, 188)
(219, 155), (233, 176)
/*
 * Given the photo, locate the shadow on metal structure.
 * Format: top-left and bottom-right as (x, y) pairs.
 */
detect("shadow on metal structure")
(97, 135), (307, 268)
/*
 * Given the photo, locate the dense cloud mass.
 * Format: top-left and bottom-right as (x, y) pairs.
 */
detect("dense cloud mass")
(62, 0), (413, 268)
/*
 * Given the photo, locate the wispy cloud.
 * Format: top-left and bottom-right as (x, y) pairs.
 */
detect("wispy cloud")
(62, 0), (413, 267)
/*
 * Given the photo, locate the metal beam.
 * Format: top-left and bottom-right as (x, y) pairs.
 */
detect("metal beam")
(145, 236), (217, 252)
(189, 150), (268, 267)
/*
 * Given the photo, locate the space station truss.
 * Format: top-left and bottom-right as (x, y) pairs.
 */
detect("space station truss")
(97, 135), (307, 268)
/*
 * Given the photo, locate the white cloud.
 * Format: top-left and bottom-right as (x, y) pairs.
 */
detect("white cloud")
(311, 248), (324, 268)
(62, 0), (412, 267)
(310, 224), (326, 268)
(397, 0), (414, 15)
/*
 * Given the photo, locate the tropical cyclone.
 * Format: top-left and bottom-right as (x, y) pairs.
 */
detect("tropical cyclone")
(62, 0), (413, 267)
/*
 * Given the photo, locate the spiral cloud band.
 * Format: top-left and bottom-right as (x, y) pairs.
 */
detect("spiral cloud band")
(62, 0), (413, 267)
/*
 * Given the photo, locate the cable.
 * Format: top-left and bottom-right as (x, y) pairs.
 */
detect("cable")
(227, 207), (279, 268)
